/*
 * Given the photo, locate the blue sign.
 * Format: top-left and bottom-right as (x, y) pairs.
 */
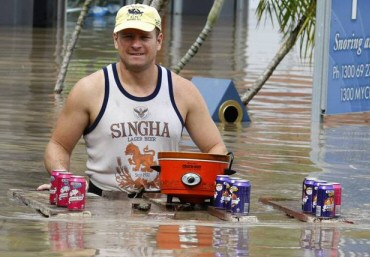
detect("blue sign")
(326, 0), (370, 114)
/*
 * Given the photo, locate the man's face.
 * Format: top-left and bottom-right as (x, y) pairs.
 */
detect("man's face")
(113, 28), (163, 72)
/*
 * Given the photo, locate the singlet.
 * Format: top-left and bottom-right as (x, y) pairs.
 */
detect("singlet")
(84, 63), (184, 193)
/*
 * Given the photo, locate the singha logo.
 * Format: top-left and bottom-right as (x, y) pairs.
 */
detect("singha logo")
(134, 106), (149, 119)
(128, 8), (143, 15)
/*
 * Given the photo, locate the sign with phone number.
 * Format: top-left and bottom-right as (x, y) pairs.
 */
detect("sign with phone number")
(326, 0), (370, 114)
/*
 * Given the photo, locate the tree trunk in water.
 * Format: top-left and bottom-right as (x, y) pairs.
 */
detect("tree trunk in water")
(240, 15), (307, 105)
(54, 0), (93, 93)
(150, 0), (168, 16)
(172, 0), (224, 74)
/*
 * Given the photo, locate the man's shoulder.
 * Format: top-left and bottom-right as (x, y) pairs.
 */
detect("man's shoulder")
(69, 69), (105, 101)
(170, 71), (193, 87)
(78, 69), (105, 88)
(171, 72), (199, 97)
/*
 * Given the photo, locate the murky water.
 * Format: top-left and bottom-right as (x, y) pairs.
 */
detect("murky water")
(0, 4), (369, 257)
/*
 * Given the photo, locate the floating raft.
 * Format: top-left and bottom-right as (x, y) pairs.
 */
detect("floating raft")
(259, 197), (354, 224)
(8, 189), (258, 223)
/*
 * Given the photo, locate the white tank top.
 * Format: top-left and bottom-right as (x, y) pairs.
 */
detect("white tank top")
(84, 63), (184, 193)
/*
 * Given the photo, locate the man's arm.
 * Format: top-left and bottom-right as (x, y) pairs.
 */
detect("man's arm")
(37, 74), (100, 190)
(45, 77), (92, 171)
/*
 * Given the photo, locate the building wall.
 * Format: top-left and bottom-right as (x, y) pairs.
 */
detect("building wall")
(0, 0), (65, 27)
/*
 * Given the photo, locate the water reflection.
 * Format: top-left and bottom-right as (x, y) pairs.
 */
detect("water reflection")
(300, 226), (341, 257)
(310, 122), (370, 224)
(48, 221), (85, 251)
(156, 225), (249, 256)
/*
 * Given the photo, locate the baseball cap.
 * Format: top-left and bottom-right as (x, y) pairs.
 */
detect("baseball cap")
(114, 4), (162, 33)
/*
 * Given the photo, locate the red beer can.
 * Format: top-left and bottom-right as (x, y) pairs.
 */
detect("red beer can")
(68, 176), (87, 211)
(50, 170), (68, 205)
(332, 182), (342, 217)
(56, 172), (73, 207)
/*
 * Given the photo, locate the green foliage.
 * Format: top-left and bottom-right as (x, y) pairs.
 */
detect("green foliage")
(256, 0), (316, 61)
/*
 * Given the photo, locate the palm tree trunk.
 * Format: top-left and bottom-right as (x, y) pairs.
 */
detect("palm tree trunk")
(150, 0), (169, 16)
(240, 15), (307, 105)
(54, 0), (93, 93)
(241, 0), (317, 106)
(172, 0), (224, 74)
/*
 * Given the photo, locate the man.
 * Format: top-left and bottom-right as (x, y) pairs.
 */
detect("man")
(38, 4), (227, 196)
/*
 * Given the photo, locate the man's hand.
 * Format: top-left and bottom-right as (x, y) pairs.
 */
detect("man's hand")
(37, 183), (51, 191)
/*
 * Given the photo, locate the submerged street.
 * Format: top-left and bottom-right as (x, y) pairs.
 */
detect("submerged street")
(0, 3), (369, 256)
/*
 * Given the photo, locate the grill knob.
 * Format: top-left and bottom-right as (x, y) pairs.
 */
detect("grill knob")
(182, 173), (201, 186)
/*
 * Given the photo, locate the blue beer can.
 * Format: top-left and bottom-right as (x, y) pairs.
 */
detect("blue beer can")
(226, 177), (242, 212)
(230, 179), (251, 216)
(302, 177), (317, 213)
(312, 179), (327, 214)
(315, 183), (335, 218)
(214, 175), (230, 209)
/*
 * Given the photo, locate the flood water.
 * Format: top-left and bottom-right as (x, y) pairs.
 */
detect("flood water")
(1, 3), (370, 257)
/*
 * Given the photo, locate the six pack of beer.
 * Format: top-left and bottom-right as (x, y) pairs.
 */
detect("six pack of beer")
(302, 177), (342, 219)
(49, 170), (87, 211)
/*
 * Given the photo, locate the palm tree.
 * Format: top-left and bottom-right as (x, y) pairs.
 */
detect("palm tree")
(171, 0), (224, 74)
(54, 0), (93, 93)
(240, 0), (316, 105)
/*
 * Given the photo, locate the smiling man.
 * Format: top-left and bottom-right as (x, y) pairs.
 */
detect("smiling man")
(38, 4), (227, 196)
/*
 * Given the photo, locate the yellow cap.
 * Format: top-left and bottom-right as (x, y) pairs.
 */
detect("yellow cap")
(114, 4), (162, 33)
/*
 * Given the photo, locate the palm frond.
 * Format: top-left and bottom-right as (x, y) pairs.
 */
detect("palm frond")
(255, 0), (316, 60)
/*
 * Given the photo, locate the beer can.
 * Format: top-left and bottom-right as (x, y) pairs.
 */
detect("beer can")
(312, 179), (327, 214)
(332, 182), (342, 217)
(214, 175), (230, 209)
(50, 170), (68, 205)
(231, 179), (251, 216)
(302, 177), (317, 213)
(56, 172), (73, 207)
(315, 183), (335, 218)
(68, 176), (87, 211)
(226, 177), (242, 212)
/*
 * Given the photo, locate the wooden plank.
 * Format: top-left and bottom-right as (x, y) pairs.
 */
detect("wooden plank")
(259, 197), (315, 222)
(142, 193), (259, 222)
(8, 188), (257, 223)
(9, 189), (91, 217)
(207, 206), (259, 223)
(259, 197), (354, 224)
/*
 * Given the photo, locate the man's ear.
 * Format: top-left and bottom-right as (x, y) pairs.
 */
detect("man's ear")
(113, 33), (118, 49)
(157, 33), (163, 51)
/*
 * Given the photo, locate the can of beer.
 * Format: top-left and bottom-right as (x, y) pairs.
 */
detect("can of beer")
(312, 179), (327, 214)
(315, 183), (335, 218)
(226, 177), (242, 212)
(68, 176), (87, 211)
(50, 170), (68, 205)
(56, 172), (73, 207)
(302, 177), (317, 213)
(223, 177), (233, 211)
(231, 179), (251, 216)
(332, 182), (342, 217)
(214, 175), (230, 209)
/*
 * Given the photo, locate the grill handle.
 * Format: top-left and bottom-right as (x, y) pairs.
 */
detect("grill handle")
(150, 165), (161, 172)
(227, 151), (234, 170)
(224, 151), (237, 175)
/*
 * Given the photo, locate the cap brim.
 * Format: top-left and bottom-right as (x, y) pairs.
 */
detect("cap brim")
(114, 21), (156, 33)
